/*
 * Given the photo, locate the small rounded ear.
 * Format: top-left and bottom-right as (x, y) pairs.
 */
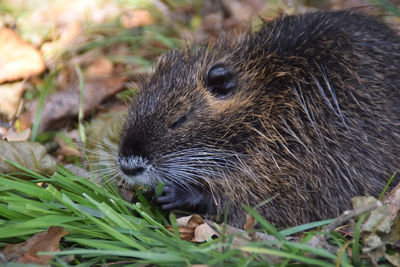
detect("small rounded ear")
(205, 63), (237, 97)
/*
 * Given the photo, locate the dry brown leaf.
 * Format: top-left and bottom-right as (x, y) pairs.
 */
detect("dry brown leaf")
(41, 21), (82, 66)
(1, 226), (67, 265)
(243, 214), (256, 231)
(222, 0), (259, 22)
(182, 214), (205, 228)
(166, 214), (282, 262)
(166, 215), (219, 242)
(18, 110), (34, 131)
(0, 28), (45, 84)
(120, 10), (154, 29)
(0, 82), (24, 119)
(22, 75), (126, 132)
(85, 57), (114, 77)
(1, 127), (31, 141)
(55, 136), (81, 157)
(0, 140), (56, 178)
(193, 223), (218, 242)
(14, 0), (121, 26)
(174, 226), (196, 241)
(194, 0), (266, 41)
(9, 0), (122, 46)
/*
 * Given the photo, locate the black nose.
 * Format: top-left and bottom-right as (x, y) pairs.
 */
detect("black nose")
(120, 166), (145, 176)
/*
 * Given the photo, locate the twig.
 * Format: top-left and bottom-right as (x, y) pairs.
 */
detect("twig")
(307, 201), (382, 251)
(323, 201), (382, 233)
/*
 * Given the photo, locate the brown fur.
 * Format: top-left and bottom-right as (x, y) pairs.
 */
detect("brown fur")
(118, 10), (400, 227)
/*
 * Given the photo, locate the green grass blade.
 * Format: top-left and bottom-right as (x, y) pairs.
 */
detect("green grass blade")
(0, 176), (53, 200)
(279, 218), (333, 236)
(75, 65), (87, 146)
(352, 213), (367, 265)
(30, 72), (56, 142)
(0, 215), (80, 238)
(241, 246), (335, 266)
(379, 170), (397, 200)
(61, 192), (146, 250)
(42, 249), (184, 263)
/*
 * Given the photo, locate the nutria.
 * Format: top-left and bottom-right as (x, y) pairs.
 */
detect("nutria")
(117, 10), (400, 227)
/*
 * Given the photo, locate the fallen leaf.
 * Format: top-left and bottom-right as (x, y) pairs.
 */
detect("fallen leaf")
(0, 28), (45, 84)
(41, 21), (82, 66)
(22, 75), (126, 132)
(386, 252), (400, 267)
(180, 214), (205, 228)
(55, 136), (81, 157)
(0, 140), (56, 178)
(194, 0), (264, 42)
(193, 223), (218, 242)
(352, 196), (399, 263)
(10, 0), (122, 45)
(1, 127), (31, 141)
(1, 226), (67, 265)
(0, 82), (25, 119)
(363, 208), (392, 234)
(86, 111), (126, 165)
(243, 214), (256, 231)
(166, 215), (219, 242)
(85, 57), (114, 77)
(18, 110), (34, 131)
(166, 214), (284, 263)
(224, 0), (259, 22)
(120, 9), (154, 29)
(352, 197), (392, 234)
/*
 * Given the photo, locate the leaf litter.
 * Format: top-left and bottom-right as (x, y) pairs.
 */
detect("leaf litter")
(0, 140), (56, 178)
(0, 226), (68, 265)
(0, 28), (45, 84)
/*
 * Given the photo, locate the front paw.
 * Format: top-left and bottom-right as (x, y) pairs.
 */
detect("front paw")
(156, 184), (204, 211)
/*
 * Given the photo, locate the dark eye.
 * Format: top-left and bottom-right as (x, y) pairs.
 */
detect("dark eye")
(169, 114), (187, 129)
(205, 63), (237, 97)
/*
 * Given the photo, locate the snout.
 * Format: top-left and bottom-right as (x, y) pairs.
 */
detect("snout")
(116, 155), (153, 185)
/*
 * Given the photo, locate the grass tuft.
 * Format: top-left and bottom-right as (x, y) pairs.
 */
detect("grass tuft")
(0, 163), (381, 265)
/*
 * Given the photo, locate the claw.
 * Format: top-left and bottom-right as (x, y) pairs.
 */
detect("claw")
(155, 183), (205, 212)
